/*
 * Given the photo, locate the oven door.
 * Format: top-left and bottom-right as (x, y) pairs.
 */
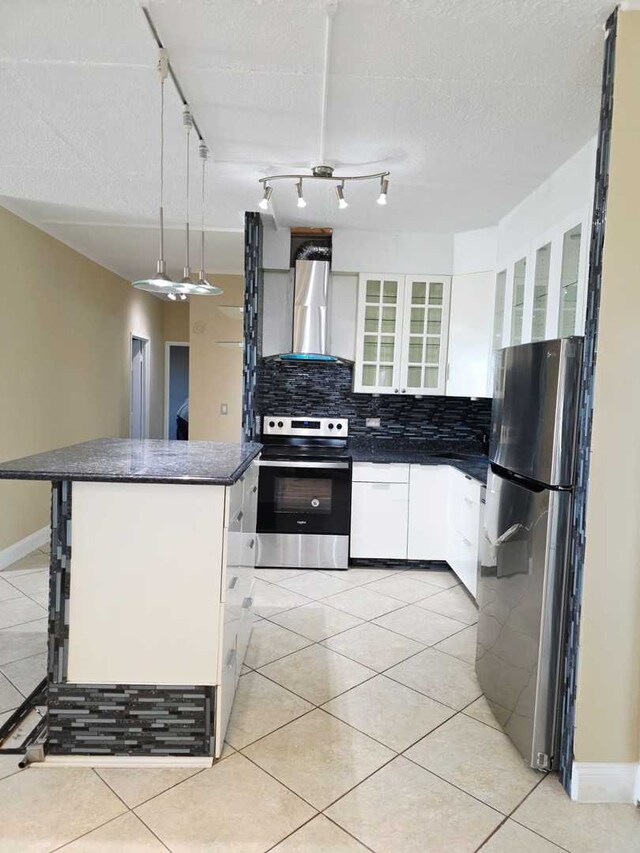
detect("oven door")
(257, 460), (351, 535)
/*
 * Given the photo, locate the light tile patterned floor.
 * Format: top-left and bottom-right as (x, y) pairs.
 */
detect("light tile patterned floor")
(0, 551), (639, 852)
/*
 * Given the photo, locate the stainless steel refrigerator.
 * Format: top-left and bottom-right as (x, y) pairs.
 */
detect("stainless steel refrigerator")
(476, 337), (583, 771)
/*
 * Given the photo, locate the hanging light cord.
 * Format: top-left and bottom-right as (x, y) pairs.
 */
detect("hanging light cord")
(158, 49), (169, 272)
(200, 142), (207, 277)
(184, 108), (193, 274)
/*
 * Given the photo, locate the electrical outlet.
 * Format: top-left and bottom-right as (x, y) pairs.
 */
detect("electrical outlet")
(220, 403), (228, 415)
(366, 417), (381, 428)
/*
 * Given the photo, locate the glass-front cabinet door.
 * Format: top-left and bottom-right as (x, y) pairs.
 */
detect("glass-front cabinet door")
(510, 258), (527, 345)
(531, 243), (551, 342)
(492, 270), (507, 350)
(354, 273), (451, 395)
(558, 224), (582, 337)
(399, 276), (451, 395)
(353, 274), (404, 393)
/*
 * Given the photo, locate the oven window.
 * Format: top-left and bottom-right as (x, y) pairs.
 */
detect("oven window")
(274, 477), (332, 514)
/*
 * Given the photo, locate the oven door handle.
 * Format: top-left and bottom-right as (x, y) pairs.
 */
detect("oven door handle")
(258, 460), (350, 470)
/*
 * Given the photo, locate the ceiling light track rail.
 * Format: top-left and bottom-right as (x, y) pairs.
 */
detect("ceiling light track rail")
(140, 5), (206, 145)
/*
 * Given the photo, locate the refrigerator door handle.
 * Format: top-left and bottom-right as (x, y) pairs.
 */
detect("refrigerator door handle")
(494, 523), (526, 546)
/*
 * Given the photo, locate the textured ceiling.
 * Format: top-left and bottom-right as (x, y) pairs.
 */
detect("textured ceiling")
(0, 0), (613, 281)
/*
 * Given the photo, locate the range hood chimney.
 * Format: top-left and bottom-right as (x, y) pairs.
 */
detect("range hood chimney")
(281, 241), (337, 362)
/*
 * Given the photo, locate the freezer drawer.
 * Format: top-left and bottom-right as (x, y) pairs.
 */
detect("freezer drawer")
(475, 467), (572, 770)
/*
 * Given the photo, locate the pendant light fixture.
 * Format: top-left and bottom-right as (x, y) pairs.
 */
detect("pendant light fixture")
(195, 141), (223, 295)
(133, 48), (176, 297)
(133, 46), (222, 300)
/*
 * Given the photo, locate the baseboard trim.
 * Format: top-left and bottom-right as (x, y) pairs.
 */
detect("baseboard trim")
(39, 755), (214, 769)
(0, 526), (49, 571)
(570, 762), (639, 803)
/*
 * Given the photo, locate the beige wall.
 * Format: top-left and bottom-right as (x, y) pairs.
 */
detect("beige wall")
(574, 10), (640, 765)
(163, 301), (190, 343)
(0, 207), (165, 550)
(188, 275), (244, 442)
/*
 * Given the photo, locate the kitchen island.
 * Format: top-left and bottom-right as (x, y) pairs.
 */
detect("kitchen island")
(0, 438), (261, 765)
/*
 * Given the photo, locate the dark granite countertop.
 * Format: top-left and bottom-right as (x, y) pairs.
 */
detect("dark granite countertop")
(348, 439), (489, 485)
(0, 439), (263, 486)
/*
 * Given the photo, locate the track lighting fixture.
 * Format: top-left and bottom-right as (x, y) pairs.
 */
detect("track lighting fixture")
(259, 185), (272, 210)
(257, 166), (389, 212)
(336, 181), (348, 209)
(296, 179), (307, 208)
(376, 176), (389, 206)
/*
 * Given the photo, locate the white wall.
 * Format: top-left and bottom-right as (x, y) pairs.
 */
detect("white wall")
(497, 138), (597, 267)
(453, 227), (497, 275)
(332, 229), (453, 274)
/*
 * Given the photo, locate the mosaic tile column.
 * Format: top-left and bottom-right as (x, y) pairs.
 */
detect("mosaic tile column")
(559, 9), (617, 792)
(243, 211), (264, 442)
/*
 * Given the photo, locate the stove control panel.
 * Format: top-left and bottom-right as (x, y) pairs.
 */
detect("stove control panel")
(263, 416), (349, 438)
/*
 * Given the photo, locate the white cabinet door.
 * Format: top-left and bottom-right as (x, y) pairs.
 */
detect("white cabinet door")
(407, 465), (449, 560)
(447, 468), (481, 598)
(350, 481), (409, 559)
(399, 276), (451, 396)
(447, 272), (494, 398)
(353, 273), (404, 394)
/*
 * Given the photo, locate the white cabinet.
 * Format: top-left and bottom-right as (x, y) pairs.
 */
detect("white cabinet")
(216, 460), (258, 755)
(407, 465), (449, 560)
(446, 272), (495, 398)
(350, 461), (483, 599)
(350, 463), (409, 559)
(447, 467), (481, 598)
(494, 210), (590, 351)
(354, 273), (451, 396)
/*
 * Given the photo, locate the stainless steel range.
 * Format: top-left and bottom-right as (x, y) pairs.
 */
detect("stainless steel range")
(256, 416), (351, 570)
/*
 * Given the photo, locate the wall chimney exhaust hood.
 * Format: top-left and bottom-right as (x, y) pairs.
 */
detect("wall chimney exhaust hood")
(280, 243), (338, 362)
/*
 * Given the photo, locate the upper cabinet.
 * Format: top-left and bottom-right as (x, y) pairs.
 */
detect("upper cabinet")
(493, 212), (589, 350)
(354, 273), (451, 395)
(354, 271), (494, 398)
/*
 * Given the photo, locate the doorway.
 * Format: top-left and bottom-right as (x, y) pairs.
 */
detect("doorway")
(130, 335), (149, 439)
(164, 342), (190, 440)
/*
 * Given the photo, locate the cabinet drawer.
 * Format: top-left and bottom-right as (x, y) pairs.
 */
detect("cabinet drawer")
(352, 462), (410, 483)
(454, 495), (480, 546)
(227, 478), (244, 528)
(448, 529), (478, 599)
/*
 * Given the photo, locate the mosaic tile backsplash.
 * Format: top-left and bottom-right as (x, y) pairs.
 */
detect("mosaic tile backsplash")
(256, 358), (491, 450)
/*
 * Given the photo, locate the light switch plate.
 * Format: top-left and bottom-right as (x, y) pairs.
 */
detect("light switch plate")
(366, 417), (381, 428)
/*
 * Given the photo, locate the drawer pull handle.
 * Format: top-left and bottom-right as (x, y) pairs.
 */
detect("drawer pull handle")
(236, 510), (244, 522)
(248, 538), (255, 549)
(242, 596), (253, 610)
(226, 648), (237, 668)
(462, 536), (473, 547)
(252, 485), (257, 494)
(228, 576), (239, 590)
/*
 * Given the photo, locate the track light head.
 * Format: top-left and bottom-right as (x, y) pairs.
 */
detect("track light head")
(258, 185), (272, 210)
(296, 179), (307, 208)
(336, 181), (348, 209)
(377, 177), (389, 205)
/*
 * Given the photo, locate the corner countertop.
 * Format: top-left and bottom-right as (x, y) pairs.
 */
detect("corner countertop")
(0, 439), (263, 486)
(348, 439), (489, 484)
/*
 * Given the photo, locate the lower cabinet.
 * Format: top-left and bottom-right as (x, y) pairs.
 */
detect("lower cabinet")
(349, 460), (483, 598)
(447, 468), (482, 598)
(215, 460), (258, 755)
(407, 465), (449, 560)
(350, 463), (409, 559)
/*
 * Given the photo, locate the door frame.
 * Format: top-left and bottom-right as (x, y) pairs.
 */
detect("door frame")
(164, 341), (190, 439)
(130, 333), (150, 439)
